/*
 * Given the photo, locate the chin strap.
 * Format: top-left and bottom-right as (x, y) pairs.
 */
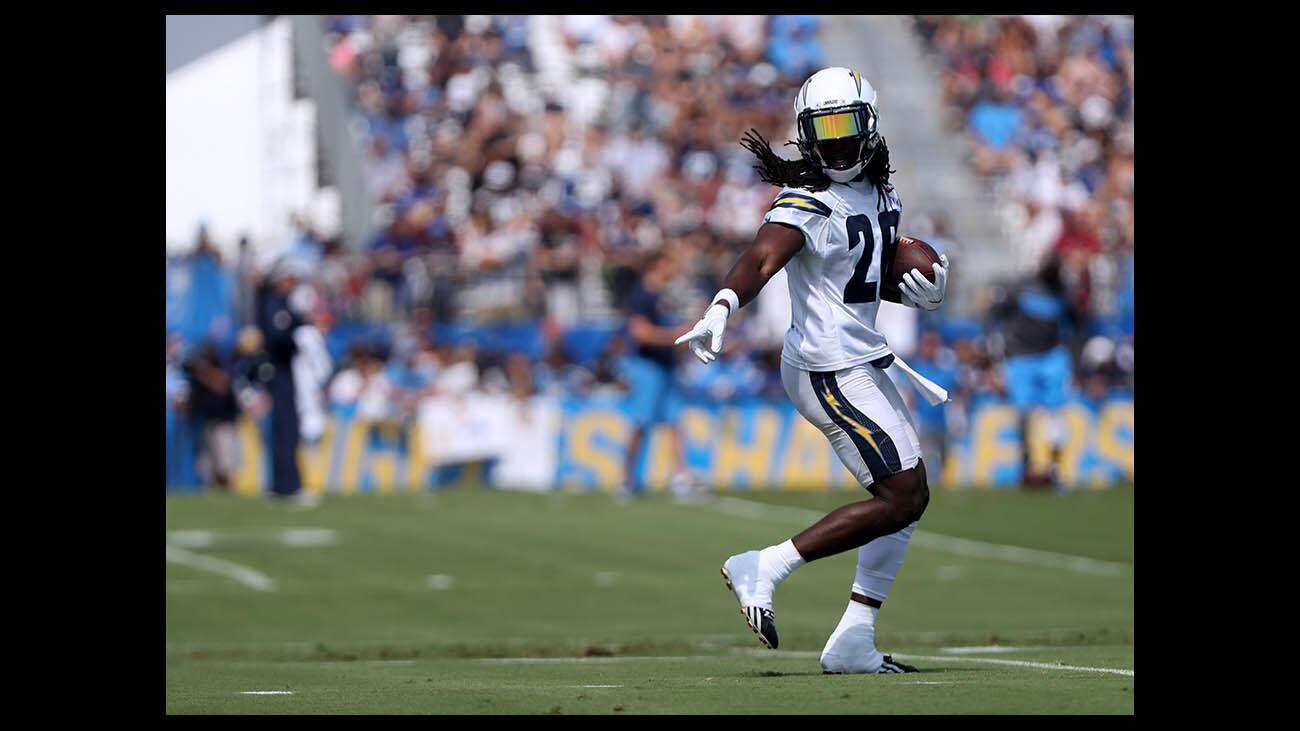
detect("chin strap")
(825, 164), (866, 184)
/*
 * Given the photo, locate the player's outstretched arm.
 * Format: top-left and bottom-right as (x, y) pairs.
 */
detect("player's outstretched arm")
(674, 222), (805, 363)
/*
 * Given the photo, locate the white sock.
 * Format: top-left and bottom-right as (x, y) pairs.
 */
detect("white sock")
(821, 600), (883, 673)
(759, 539), (806, 588)
(851, 521), (916, 601)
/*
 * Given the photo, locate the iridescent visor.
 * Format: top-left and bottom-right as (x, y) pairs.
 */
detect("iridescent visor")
(810, 110), (864, 141)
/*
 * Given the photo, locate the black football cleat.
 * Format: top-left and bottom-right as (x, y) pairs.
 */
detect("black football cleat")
(742, 605), (780, 650)
(877, 655), (920, 673)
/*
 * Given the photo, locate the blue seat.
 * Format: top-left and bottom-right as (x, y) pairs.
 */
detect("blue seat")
(562, 322), (623, 365)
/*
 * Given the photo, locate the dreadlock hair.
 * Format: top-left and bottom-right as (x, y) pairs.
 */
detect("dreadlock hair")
(740, 128), (897, 210)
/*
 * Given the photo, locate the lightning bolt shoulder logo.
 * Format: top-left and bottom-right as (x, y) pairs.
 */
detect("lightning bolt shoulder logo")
(769, 192), (833, 217)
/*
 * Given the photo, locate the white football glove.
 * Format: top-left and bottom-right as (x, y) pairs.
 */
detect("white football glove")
(899, 254), (949, 311)
(674, 303), (730, 364)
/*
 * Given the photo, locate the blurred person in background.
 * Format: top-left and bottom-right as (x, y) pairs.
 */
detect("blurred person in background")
(505, 352), (537, 402)
(329, 343), (396, 422)
(292, 304), (334, 444)
(431, 344), (481, 397)
(176, 224), (236, 348)
(166, 334), (191, 414)
(621, 252), (695, 495)
(903, 331), (959, 478)
(182, 339), (240, 490)
(536, 208), (587, 327)
(985, 254), (1083, 486)
(231, 325), (273, 422)
(953, 336), (1004, 403)
(586, 338), (632, 399)
(1114, 336), (1134, 395)
(544, 333), (630, 398)
(286, 215), (326, 267)
(256, 257), (312, 503)
(1078, 334), (1131, 405)
(166, 334), (193, 486)
(533, 339), (588, 397)
(234, 235), (259, 327)
(383, 335), (440, 419)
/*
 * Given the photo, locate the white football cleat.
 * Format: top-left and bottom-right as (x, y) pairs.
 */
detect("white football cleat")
(820, 621), (919, 674)
(720, 551), (779, 649)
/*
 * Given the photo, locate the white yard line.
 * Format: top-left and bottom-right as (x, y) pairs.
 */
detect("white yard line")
(167, 528), (336, 549)
(711, 496), (814, 521)
(895, 654), (1133, 677)
(710, 496), (1132, 578)
(941, 645), (1034, 654)
(166, 544), (275, 591)
(278, 528), (337, 547)
(475, 651), (1132, 677)
(909, 533), (1131, 577)
(476, 656), (700, 665)
(425, 574), (455, 590)
(239, 691), (294, 695)
(649, 648), (1132, 677)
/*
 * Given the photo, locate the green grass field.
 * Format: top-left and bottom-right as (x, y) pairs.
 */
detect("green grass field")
(166, 485), (1134, 714)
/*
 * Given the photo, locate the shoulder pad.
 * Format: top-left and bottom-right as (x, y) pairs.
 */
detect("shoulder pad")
(768, 191), (833, 217)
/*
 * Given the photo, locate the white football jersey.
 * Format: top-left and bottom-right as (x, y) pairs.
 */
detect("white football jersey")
(763, 180), (903, 371)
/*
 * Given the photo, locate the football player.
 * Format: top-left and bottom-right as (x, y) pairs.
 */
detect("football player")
(675, 67), (950, 674)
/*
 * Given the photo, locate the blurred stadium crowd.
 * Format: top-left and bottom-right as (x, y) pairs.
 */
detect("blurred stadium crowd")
(303, 14), (827, 326)
(166, 15), (1133, 490)
(915, 15), (1133, 327)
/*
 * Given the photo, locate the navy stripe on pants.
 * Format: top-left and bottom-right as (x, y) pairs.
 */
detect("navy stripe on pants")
(808, 370), (903, 483)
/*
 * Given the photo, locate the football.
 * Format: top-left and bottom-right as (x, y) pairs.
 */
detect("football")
(881, 235), (941, 301)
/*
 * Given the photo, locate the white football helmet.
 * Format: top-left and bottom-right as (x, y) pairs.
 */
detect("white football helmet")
(793, 67), (882, 184)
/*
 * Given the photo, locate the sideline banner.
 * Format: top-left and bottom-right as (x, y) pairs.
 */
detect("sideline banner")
(166, 396), (1132, 493)
(556, 397), (1133, 491)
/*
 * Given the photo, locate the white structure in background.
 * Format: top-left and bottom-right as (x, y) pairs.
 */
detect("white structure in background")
(875, 301), (918, 358)
(418, 394), (561, 490)
(166, 17), (338, 259)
